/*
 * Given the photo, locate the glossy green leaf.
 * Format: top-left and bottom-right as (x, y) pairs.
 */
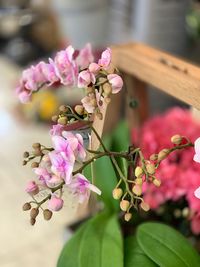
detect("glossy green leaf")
(125, 236), (158, 267)
(79, 213), (123, 267)
(57, 219), (91, 267)
(137, 222), (200, 267)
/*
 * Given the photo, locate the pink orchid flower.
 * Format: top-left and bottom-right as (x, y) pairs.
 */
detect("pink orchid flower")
(76, 43), (94, 70)
(193, 137), (200, 163)
(89, 62), (100, 74)
(38, 59), (59, 85)
(62, 131), (87, 161)
(48, 195), (64, 211)
(54, 45), (78, 86)
(98, 48), (111, 69)
(107, 74), (123, 94)
(78, 70), (96, 88)
(25, 181), (39, 195)
(69, 173), (101, 203)
(34, 167), (51, 184)
(50, 124), (65, 136)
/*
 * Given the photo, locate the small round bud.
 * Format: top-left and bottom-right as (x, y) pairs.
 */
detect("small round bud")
(146, 163), (155, 175)
(30, 208), (39, 219)
(140, 201), (150, 212)
(32, 143), (41, 149)
(75, 105), (84, 115)
(30, 218), (36, 226)
(135, 178), (143, 185)
(22, 160), (27, 166)
(43, 209), (53, 221)
(34, 149), (43, 157)
(59, 105), (68, 113)
(112, 188), (123, 200)
(31, 162), (39, 168)
(182, 207), (189, 218)
(96, 112), (103, 120)
(23, 151), (29, 158)
(153, 178), (161, 187)
(171, 134), (182, 145)
(150, 154), (158, 161)
(105, 97), (111, 104)
(103, 83), (112, 95)
(157, 149), (169, 161)
(57, 117), (68, 125)
(52, 115), (58, 122)
(124, 213), (132, 222)
(135, 166), (143, 178)
(23, 202), (31, 211)
(120, 200), (130, 211)
(132, 185), (142, 196)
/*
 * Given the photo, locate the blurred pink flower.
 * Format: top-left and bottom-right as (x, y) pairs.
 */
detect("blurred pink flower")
(107, 74), (123, 94)
(132, 107), (200, 234)
(38, 59), (59, 85)
(89, 62), (100, 74)
(98, 48), (111, 69)
(78, 70), (96, 88)
(76, 43), (94, 70)
(48, 195), (63, 211)
(69, 173), (101, 203)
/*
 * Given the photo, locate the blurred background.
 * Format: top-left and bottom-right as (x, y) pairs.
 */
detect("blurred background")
(1, 0), (200, 266)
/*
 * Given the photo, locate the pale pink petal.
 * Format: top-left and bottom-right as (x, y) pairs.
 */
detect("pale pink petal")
(194, 186), (200, 199)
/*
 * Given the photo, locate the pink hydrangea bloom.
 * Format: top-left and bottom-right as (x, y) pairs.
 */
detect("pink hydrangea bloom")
(69, 173), (101, 203)
(25, 181), (39, 195)
(76, 43), (94, 70)
(48, 195), (63, 211)
(98, 48), (111, 69)
(54, 45), (78, 86)
(107, 74), (123, 94)
(132, 108), (200, 234)
(78, 70), (96, 88)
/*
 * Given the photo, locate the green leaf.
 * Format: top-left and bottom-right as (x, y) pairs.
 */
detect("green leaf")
(111, 120), (130, 153)
(137, 222), (200, 267)
(125, 236), (158, 267)
(79, 212), (123, 267)
(57, 219), (91, 267)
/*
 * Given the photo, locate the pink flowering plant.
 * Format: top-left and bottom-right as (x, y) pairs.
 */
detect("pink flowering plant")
(17, 44), (200, 266)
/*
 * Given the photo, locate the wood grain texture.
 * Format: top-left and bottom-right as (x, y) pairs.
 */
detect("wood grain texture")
(112, 43), (200, 110)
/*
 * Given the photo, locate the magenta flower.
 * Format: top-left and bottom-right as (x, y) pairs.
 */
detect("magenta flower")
(98, 48), (111, 69)
(107, 74), (123, 94)
(25, 181), (39, 195)
(50, 124), (65, 136)
(76, 43), (94, 70)
(69, 173), (101, 203)
(54, 45), (78, 86)
(48, 195), (63, 211)
(78, 70), (96, 88)
(62, 132), (87, 161)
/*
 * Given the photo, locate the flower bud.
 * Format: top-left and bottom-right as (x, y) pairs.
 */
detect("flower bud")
(157, 149), (169, 161)
(86, 86), (94, 94)
(32, 143), (41, 149)
(124, 213), (132, 222)
(171, 134), (182, 145)
(112, 188), (123, 200)
(22, 160), (27, 166)
(43, 209), (53, 221)
(59, 105), (68, 113)
(23, 202), (31, 211)
(135, 166), (143, 178)
(140, 201), (150, 212)
(146, 163), (155, 175)
(132, 185), (142, 196)
(30, 208), (39, 219)
(182, 207), (189, 218)
(150, 154), (158, 161)
(48, 196), (63, 211)
(75, 105), (84, 115)
(25, 181), (39, 195)
(105, 97), (111, 104)
(120, 200), (130, 211)
(23, 151), (29, 158)
(30, 218), (36, 225)
(58, 116), (68, 125)
(135, 178), (143, 185)
(52, 115), (58, 122)
(31, 162), (39, 168)
(96, 112), (103, 120)
(103, 83), (112, 95)
(153, 178), (161, 187)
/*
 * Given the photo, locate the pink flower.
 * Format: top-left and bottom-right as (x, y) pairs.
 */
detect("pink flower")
(70, 173), (101, 203)
(49, 151), (74, 184)
(54, 45), (78, 86)
(25, 181), (39, 195)
(193, 137), (200, 163)
(81, 95), (96, 113)
(76, 43), (94, 70)
(98, 48), (111, 69)
(34, 167), (51, 184)
(89, 63), (100, 74)
(107, 74), (123, 94)
(62, 132), (87, 161)
(78, 70), (96, 88)
(48, 195), (63, 211)
(38, 59), (59, 85)
(50, 124), (65, 136)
